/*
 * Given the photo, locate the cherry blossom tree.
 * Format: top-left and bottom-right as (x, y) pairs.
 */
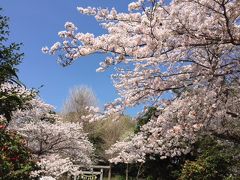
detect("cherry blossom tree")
(45, 0), (240, 161)
(5, 86), (94, 179)
(0, 10), (92, 179)
(107, 86), (239, 163)
(15, 120), (93, 164)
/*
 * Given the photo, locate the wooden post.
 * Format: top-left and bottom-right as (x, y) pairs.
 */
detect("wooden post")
(108, 163), (112, 180)
(126, 163), (129, 180)
(100, 168), (103, 180)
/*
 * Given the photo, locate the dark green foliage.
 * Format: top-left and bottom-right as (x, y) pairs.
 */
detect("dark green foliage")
(0, 9), (23, 85)
(0, 127), (36, 180)
(0, 9), (35, 124)
(134, 107), (157, 133)
(130, 154), (191, 180)
(0, 9), (22, 123)
(180, 136), (240, 180)
(0, 9), (37, 179)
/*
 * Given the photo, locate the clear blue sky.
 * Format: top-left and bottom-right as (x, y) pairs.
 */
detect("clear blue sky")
(1, 0), (140, 115)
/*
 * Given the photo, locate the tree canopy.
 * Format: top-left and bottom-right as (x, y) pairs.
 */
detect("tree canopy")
(45, 0), (240, 160)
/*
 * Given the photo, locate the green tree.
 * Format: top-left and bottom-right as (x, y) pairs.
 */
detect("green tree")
(0, 9), (36, 179)
(180, 136), (240, 180)
(0, 9), (34, 125)
(134, 107), (157, 134)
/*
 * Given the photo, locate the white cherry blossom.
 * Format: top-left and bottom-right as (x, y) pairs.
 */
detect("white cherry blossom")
(45, 0), (240, 162)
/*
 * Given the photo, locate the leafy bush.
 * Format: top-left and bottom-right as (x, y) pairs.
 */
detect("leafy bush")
(0, 127), (36, 180)
(180, 137), (240, 180)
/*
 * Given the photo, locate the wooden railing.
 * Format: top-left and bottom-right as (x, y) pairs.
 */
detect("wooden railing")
(71, 165), (111, 180)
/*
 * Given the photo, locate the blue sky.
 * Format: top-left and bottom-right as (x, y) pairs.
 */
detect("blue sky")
(1, 0), (140, 115)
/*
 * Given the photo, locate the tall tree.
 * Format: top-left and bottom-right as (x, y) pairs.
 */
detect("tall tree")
(0, 9), (36, 180)
(10, 91), (94, 179)
(62, 85), (98, 123)
(0, 9), (34, 125)
(45, 0), (240, 165)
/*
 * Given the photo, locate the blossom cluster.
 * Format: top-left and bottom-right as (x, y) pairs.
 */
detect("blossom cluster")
(45, 0), (240, 163)
(0, 82), (35, 105)
(31, 154), (75, 179)
(45, 0), (240, 109)
(2, 84), (94, 179)
(16, 120), (93, 164)
(107, 86), (240, 163)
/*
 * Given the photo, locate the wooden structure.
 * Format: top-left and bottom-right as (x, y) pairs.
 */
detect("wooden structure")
(71, 165), (111, 180)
